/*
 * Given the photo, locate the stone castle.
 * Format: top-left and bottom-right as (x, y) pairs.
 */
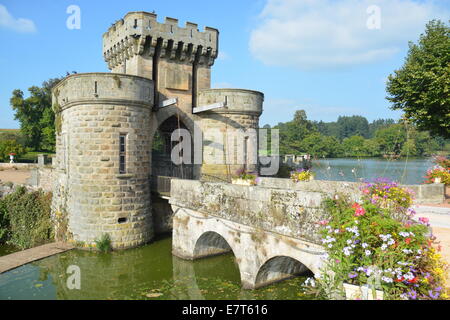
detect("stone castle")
(51, 12), (264, 249)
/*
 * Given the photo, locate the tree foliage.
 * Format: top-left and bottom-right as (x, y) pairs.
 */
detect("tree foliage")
(273, 109), (446, 158)
(10, 78), (62, 151)
(0, 140), (26, 162)
(386, 20), (450, 138)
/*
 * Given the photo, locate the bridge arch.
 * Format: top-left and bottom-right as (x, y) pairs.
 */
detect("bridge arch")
(194, 231), (234, 259)
(254, 255), (313, 288)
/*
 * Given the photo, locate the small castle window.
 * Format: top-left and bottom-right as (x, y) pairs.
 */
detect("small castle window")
(119, 134), (126, 174)
(133, 19), (138, 29)
(118, 217), (127, 224)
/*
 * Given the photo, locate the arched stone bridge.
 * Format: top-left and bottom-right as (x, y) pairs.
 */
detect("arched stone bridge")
(167, 178), (360, 289)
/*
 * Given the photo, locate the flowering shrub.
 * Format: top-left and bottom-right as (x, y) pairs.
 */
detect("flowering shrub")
(434, 156), (450, 170)
(424, 156), (450, 185)
(424, 166), (450, 185)
(290, 169), (314, 182)
(361, 178), (415, 221)
(233, 168), (258, 185)
(311, 187), (448, 300)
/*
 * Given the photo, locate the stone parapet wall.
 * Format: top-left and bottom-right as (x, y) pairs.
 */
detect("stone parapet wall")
(169, 179), (329, 245)
(198, 89), (264, 116)
(258, 177), (445, 205)
(52, 73), (154, 110)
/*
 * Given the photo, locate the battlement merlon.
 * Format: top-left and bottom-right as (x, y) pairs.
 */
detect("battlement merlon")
(102, 12), (219, 71)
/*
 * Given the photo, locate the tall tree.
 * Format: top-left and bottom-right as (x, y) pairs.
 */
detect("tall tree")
(10, 78), (62, 151)
(386, 20), (450, 138)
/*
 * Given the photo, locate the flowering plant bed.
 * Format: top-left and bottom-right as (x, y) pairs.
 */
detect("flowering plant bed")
(308, 178), (448, 300)
(424, 156), (450, 185)
(290, 169), (314, 182)
(361, 177), (415, 221)
(232, 169), (258, 186)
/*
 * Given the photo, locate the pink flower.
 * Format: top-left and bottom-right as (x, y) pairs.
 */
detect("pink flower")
(419, 217), (429, 224)
(362, 189), (370, 194)
(354, 207), (366, 217)
(318, 220), (329, 226)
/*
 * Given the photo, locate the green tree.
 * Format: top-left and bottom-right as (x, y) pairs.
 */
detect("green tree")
(10, 77), (62, 151)
(341, 135), (367, 157)
(300, 132), (342, 158)
(336, 116), (370, 139)
(386, 20), (450, 138)
(275, 110), (316, 154)
(375, 124), (407, 156)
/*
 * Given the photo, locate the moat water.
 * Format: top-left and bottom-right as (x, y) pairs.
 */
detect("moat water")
(0, 236), (314, 300)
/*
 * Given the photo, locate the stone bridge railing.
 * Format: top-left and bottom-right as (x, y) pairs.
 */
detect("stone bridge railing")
(169, 179), (338, 245)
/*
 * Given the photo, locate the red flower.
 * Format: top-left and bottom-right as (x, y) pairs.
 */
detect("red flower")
(352, 203), (360, 209)
(408, 277), (418, 284)
(405, 238), (412, 244)
(395, 277), (404, 283)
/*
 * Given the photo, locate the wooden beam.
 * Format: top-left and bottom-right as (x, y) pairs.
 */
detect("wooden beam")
(193, 97), (227, 114)
(159, 98), (178, 108)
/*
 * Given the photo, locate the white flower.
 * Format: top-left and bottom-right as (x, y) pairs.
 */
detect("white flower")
(402, 249), (413, 254)
(362, 243), (369, 248)
(403, 272), (415, 281)
(346, 239), (353, 245)
(381, 244), (388, 251)
(365, 250), (371, 256)
(343, 246), (353, 256)
(382, 276), (393, 283)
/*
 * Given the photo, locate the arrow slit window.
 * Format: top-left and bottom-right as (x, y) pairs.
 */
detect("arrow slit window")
(119, 134), (127, 174)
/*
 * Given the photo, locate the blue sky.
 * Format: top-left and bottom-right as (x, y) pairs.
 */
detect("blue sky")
(1, 0), (449, 128)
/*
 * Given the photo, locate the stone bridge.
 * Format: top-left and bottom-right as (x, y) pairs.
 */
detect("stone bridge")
(165, 177), (444, 289)
(167, 178), (358, 289)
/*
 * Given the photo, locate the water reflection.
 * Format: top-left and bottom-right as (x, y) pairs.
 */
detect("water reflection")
(313, 158), (433, 184)
(0, 236), (313, 300)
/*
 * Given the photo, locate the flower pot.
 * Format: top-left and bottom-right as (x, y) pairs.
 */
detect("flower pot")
(231, 178), (254, 186)
(343, 283), (383, 300)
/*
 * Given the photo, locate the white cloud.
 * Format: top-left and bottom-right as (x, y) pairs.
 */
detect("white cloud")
(249, 0), (449, 70)
(0, 5), (36, 33)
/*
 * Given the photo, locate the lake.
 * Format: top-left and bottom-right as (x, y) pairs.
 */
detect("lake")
(312, 158), (434, 185)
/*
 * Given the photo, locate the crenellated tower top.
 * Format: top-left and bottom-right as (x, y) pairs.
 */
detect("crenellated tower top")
(103, 11), (219, 71)
(102, 11), (219, 112)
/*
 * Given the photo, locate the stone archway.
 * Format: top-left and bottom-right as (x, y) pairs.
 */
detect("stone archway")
(254, 255), (313, 289)
(194, 231), (233, 259)
(150, 108), (201, 180)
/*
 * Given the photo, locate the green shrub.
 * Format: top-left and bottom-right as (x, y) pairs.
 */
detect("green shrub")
(1, 186), (53, 249)
(0, 199), (9, 242)
(95, 233), (112, 253)
(0, 140), (26, 162)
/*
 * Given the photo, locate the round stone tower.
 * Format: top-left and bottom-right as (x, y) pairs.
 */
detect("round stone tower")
(197, 88), (264, 181)
(52, 73), (154, 249)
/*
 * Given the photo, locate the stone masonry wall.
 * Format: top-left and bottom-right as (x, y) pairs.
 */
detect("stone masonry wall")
(197, 89), (264, 181)
(169, 179), (329, 245)
(52, 73), (154, 249)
